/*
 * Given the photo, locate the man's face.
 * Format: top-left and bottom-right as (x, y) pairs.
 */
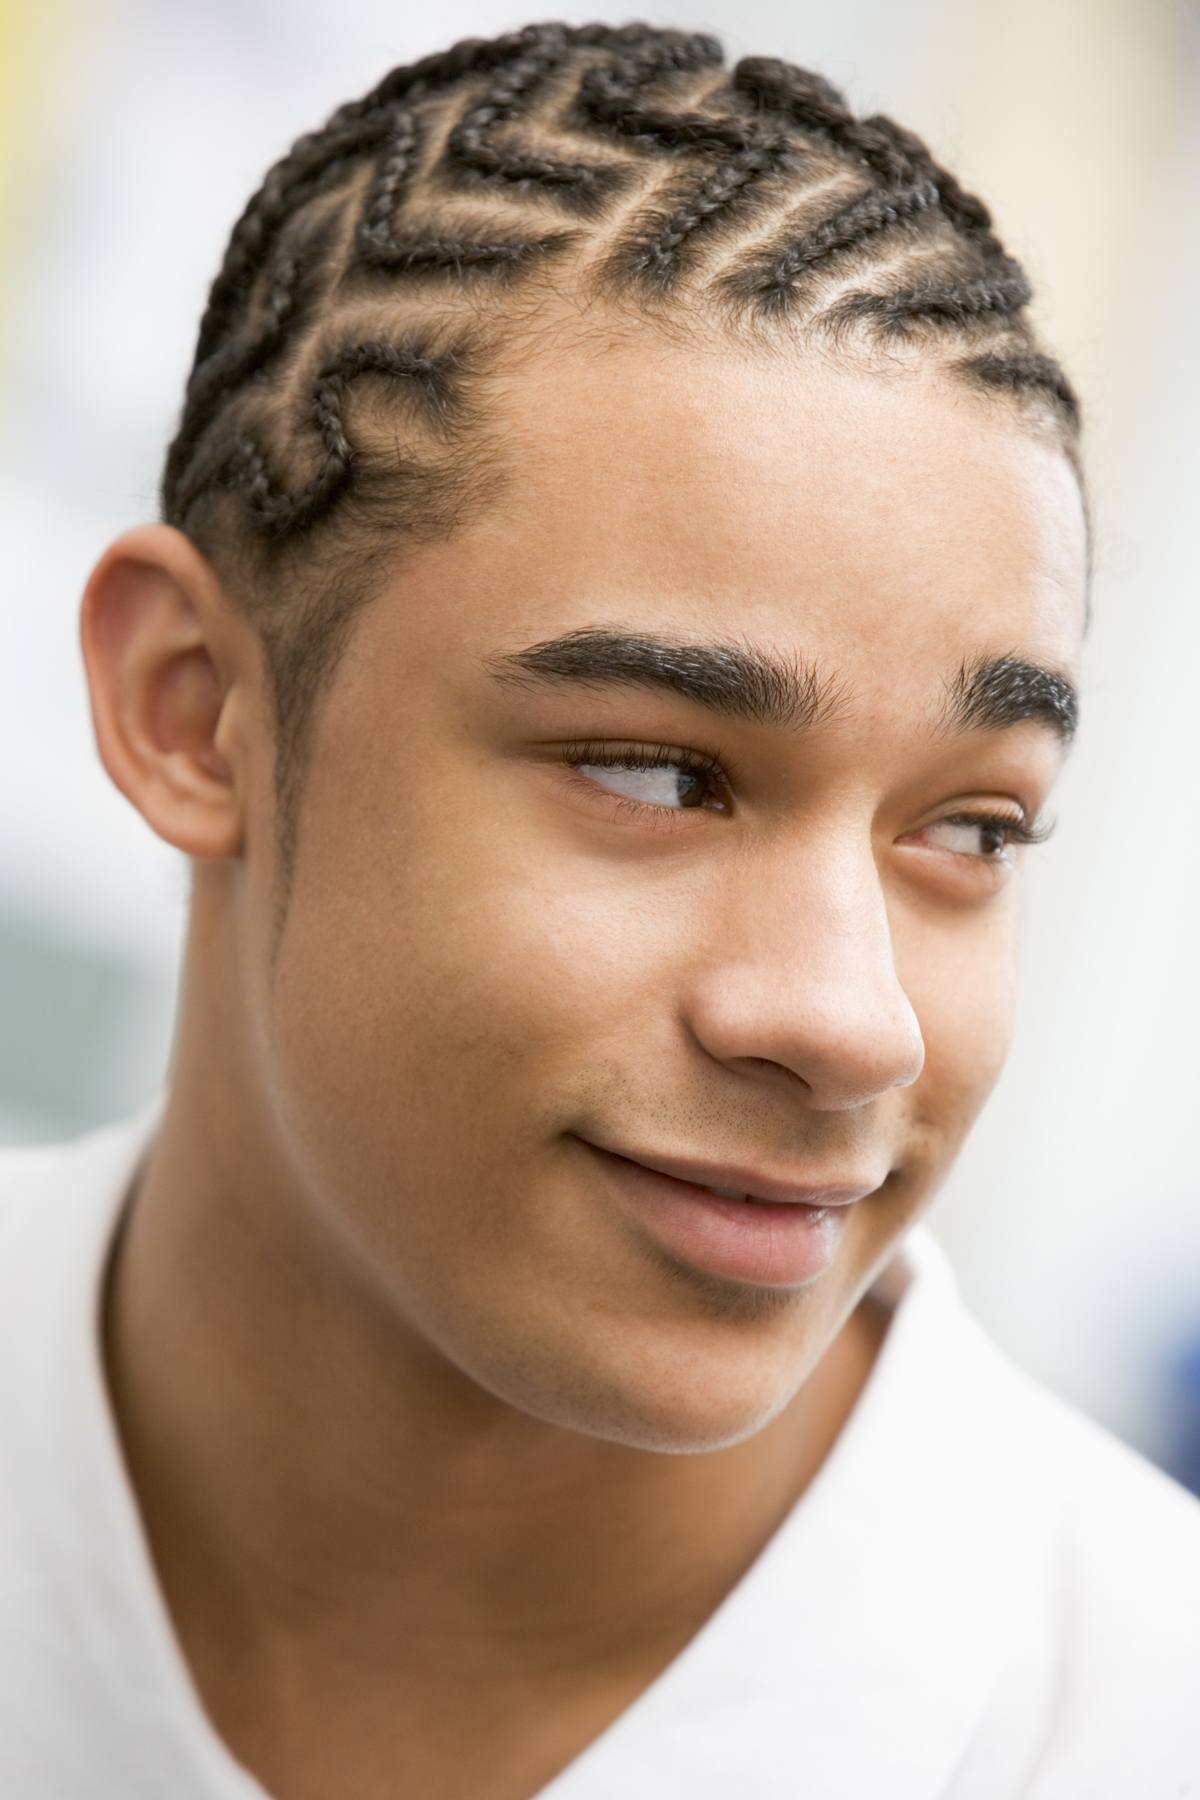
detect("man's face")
(245, 336), (1086, 1453)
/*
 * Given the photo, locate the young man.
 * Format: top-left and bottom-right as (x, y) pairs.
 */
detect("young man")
(3, 22), (1198, 1799)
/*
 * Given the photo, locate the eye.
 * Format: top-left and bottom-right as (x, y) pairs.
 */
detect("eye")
(555, 742), (1057, 866)
(557, 740), (733, 816)
(919, 810), (1056, 861)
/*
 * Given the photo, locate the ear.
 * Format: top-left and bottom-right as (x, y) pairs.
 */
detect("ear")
(79, 524), (257, 860)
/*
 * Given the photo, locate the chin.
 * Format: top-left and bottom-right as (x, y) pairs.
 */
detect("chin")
(580, 1402), (786, 1458)
(479, 1341), (799, 1456)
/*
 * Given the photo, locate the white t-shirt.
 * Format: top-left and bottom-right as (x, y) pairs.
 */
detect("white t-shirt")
(3, 1097), (1199, 1799)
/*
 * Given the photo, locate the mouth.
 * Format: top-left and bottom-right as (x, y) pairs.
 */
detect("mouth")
(592, 1145), (883, 1209)
(578, 1139), (874, 1289)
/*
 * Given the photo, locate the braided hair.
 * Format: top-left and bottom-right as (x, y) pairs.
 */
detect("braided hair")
(159, 19), (1088, 899)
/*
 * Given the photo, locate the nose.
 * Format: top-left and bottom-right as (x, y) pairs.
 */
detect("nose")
(684, 830), (926, 1111)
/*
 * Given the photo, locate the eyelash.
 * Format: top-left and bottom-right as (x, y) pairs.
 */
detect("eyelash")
(558, 738), (739, 820)
(556, 739), (1057, 858)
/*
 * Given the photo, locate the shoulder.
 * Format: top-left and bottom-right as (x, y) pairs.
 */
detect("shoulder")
(1012, 1353), (1200, 1580)
(1043, 1374), (1200, 1680)
(967, 1321), (1200, 1627)
(927, 1315), (1200, 1795)
(930, 1263), (1200, 1581)
(0, 1101), (162, 1278)
(975, 1348), (1200, 1793)
(0, 1131), (90, 1249)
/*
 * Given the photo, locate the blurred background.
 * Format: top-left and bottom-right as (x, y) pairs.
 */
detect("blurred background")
(2, 0), (1198, 1489)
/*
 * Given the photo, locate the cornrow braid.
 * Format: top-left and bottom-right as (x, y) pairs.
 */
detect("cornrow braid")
(158, 17), (1088, 934)
(732, 59), (919, 188)
(850, 108), (1012, 266)
(354, 103), (584, 278)
(619, 140), (791, 286)
(192, 25), (561, 362)
(439, 26), (631, 214)
(715, 176), (941, 311)
(191, 106), (401, 368)
(236, 338), (469, 539)
(827, 259), (1034, 340)
(163, 204), (346, 509)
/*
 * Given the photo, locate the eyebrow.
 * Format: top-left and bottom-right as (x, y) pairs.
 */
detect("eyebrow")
(482, 626), (1079, 748)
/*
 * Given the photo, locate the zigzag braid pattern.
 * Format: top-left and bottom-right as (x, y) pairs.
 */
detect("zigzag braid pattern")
(844, 109), (1007, 264)
(725, 58), (1033, 333)
(192, 106), (401, 369)
(576, 41), (797, 291)
(209, 340), (466, 540)
(731, 60), (919, 189)
(162, 251), (303, 507)
(718, 176), (942, 310)
(162, 21), (1084, 557)
(350, 108), (582, 280)
(441, 25), (628, 213)
(568, 35), (737, 154)
(163, 203), (346, 506)
(611, 132), (798, 288)
(154, 20), (1088, 933)
(191, 22), (646, 369)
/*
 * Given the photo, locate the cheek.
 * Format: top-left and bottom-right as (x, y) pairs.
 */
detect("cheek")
(259, 768), (665, 1210)
(900, 912), (1021, 1156)
(254, 774), (694, 1375)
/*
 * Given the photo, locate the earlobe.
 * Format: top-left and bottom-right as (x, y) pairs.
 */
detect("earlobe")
(79, 524), (247, 861)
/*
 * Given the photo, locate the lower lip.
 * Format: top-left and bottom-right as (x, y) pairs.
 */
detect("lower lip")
(582, 1142), (851, 1287)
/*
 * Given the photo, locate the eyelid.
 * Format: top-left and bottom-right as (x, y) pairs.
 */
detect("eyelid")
(935, 809), (1056, 846)
(558, 737), (742, 789)
(556, 739), (1055, 850)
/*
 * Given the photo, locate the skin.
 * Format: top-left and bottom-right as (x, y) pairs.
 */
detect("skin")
(81, 334), (1087, 1800)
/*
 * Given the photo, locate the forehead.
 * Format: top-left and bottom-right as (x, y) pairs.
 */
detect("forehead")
(472, 329), (1088, 677)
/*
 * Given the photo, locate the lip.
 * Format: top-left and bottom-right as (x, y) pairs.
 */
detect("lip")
(578, 1140), (881, 1288)
(587, 1143), (885, 1207)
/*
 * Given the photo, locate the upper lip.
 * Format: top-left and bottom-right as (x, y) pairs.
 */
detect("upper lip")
(588, 1142), (887, 1207)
